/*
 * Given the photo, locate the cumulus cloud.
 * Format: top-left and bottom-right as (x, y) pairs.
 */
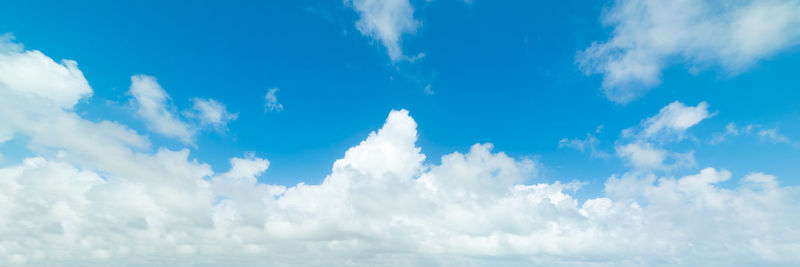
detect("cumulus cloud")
(186, 98), (238, 129)
(264, 88), (283, 113)
(2, 37), (800, 266)
(578, 0), (800, 102)
(345, 0), (420, 62)
(129, 75), (195, 143)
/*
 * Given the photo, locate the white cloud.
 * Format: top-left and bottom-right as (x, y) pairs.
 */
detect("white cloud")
(187, 98), (238, 129)
(614, 101), (708, 171)
(264, 88), (283, 113)
(129, 75), (195, 143)
(578, 0), (800, 102)
(626, 101), (713, 142)
(615, 142), (695, 170)
(616, 142), (666, 169)
(0, 34), (91, 110)
(2, 37), (800, 266)
(345, 0), (420, 62)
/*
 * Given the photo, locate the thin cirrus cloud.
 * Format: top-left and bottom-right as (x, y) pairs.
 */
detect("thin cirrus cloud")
(577, 0), (800, 103)
(2, 37), (800, 266)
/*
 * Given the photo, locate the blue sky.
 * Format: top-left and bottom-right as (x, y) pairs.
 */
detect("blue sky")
(3, 0), (797, 189)
(1, 0), (800, 265)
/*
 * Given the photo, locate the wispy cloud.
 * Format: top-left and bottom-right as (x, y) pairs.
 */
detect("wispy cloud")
(129, 75), (195, 143)
(264, 88), (283, 113)
(345, 0), (420, 62)
(577, 0), (800, 102)
(711, 122), (795, 146)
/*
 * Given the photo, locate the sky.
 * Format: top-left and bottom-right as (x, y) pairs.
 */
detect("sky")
(0, 0), (799, 265)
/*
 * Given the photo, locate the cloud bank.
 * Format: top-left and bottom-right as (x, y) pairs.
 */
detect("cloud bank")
(1, 37), (800, 266)
(578, 0), (800, 102)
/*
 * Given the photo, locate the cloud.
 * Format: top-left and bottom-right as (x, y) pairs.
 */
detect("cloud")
(615, 142), (666, 169)
(558, 127), (610, 159)
(625, 101), (713, 143)
(758, 128), (791, 144)
(577, 0), (800, 102)
(264, 88), (283, 113)
(345, 0), (420, 62)
(130, 76), (239, 141)
(613, 101), (709, 171)
(129, 75), (195, 143)
(2, 37), (800, 266)
(0, 34), (91, 110)
(423, 84), (434, 95)
(710, 122), (794, 145)
(186, 98), (238, 129)
(710, 122), (753, 144)
(615, 142), (695, 170)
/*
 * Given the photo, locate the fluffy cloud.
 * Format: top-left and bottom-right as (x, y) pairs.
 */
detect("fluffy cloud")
(0, 34), (91, 110)
(345, 0), (420, 62)
(616, 142), (695, 170)
(2, 37), (800, 266)
(129, 75), (195, 143)
(577, 0), (800, 102)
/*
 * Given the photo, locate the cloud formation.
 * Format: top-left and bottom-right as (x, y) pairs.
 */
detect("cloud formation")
(2, 37), (800, 266)
(711, 122), (795, 146)
(264, 87), (283, 113)
(578, 0), (800, 102)
(345, 0), (420, 62)
(558, 126), (610, 159)
(129, 75), (195, 143)
(615, 142), (695, 171)
(187, 98), (238, 129)
(630, 101), (714, 142)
